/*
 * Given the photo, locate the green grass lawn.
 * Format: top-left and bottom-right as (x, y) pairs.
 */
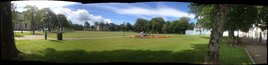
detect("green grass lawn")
(15, 31), (251, 64)
(14, 31), (43, 37)
(47, 31), (138, 38)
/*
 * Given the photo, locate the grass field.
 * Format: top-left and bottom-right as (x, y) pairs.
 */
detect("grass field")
(14, 31), (43, 37)
(15, 31), (251, 64)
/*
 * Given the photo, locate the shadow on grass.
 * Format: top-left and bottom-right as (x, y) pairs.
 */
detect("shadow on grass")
(32, 34), (43, 35)
(18, 38), (251, 64)
(48, 40), (64, 43)
(20, 44), (207, 63)
(199, 36), (210, 39)
(15, 35), (24, 37)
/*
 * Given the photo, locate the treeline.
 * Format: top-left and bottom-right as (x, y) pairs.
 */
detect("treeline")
(12, 5), (74, 34)
(13, 5), (195, 34)
(133, 17), (195, 34)
(81, 17), (195, 34)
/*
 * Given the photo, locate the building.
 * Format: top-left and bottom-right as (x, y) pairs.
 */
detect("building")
(13, 12), (31, 31)
(186, 24), (211, 35)
(96, 25), (109, 31)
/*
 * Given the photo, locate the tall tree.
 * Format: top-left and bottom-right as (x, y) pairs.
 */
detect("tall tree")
(84, 21), (90, 31)
(39, 8), (58, 32)
(94, 22), (99, 26)
(149, 17), (165, 34)
(255, 6), (268, 44)
(66, 20), (73, 31)
(56, 14), (69, 31)
(126, 22), (133, 31)
(1, 2), (20, 60)
(134, 18), (149, 32)
(189, 4), (229, 64)
(223, 5), (258, 46)
(162, 21), (172, 33)
(178, 17), (190, 34)
(24, 5), (39, 34)
(119, 23), (125, 31)
(99, 22), (105, 26)
(188, 22), (195, 30)
(170, 20), (179, 33)
(191, 4), (259, 46)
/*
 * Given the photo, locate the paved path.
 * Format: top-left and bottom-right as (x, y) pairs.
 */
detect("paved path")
(239, 38), (267, 64)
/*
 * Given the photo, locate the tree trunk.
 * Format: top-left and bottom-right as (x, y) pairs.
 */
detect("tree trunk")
(48, 22), (51, 32)
(228, 29), (234, 46)
(183, 30), (186, 34)
(204, 4), (228, 64)
(1, 2), (20, 60)
(259, 32), (262, 44)
(31, 11), (35, 34)
(32, 22), (35, 34)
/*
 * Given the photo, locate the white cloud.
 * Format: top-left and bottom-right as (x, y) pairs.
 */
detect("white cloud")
(102, 5), (195, 19)
(12, 1), (79, 12)
(12, 1), (112, 25)
(52, 7), (112, 25)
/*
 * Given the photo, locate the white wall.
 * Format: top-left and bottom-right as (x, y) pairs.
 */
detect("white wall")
(185, 30), (211, 35)
(186, 26), (267, 41)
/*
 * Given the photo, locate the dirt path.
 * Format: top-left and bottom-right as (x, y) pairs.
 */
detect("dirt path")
(15, 35), (46, 40)
(240, 38), (267, 64)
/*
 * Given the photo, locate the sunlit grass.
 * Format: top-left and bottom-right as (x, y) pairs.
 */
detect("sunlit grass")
(16, 31), (251, 64)
(47, 31), (137, 38)
(14, 31), (43, 37)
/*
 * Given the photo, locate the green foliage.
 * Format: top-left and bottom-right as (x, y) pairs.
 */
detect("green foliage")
(126, 22), (133, 31)
(177, 17), (190, 34)
(119, 23), (126, 31)
(225, 5), (258, 32)
(23, 5), (38, 23)
(72, 24), (84, 31)
(134, 17), (191, 34)
(84, 22), (90, 31)
(188, 22), (195, 30)
(19, 5), (74, 32)
(134, 18), (149, 32)
(189, 4), (215, 29)
(256, 6), (268, 31)
(162, 21), (172, 33)
(149, 17), (165, 34)
(189, 4), (262, 32)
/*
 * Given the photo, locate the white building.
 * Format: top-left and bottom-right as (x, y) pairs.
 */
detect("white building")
(239, 26), (267, 40)
(186, 25), (211, 35)
(186, 24), (267, 41)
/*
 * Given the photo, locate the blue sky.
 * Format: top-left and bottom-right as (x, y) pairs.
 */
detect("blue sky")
(13, 1), (196, 25)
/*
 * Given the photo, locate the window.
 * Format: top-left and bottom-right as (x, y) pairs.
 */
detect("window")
(25, 23), (27, 29)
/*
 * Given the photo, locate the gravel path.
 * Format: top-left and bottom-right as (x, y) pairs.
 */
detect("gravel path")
(240, 38), (267, 64)
(15, 35), (45, 40)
